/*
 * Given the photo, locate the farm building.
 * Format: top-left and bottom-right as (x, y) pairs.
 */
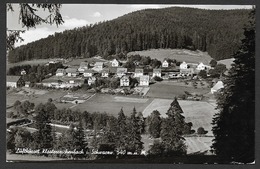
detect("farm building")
(56, 68), (66, 76)
(6, 76), (24, 88)
(111, 59), (120, 67)
(180, 68), (194, 76)
(153, 69), (161, 77)
(25, 82), (30, 88)
(78, 62), (89, 72)
(211, 81), (224, 94)
(180, 61), (188, 69)
(134, 68), (144, 77)
(101, 68), (110, 77)
(120, 75), (130, 87)
(83, 69), (94, 77)
(162, 60), (169, 68)
(66, 68), (79, 77)
(139, 75), (149, 86)
(117, 68), (127, 77)
(41, 77), (83, 88)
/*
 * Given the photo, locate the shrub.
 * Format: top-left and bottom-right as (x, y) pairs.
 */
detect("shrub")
(153, 76), (163, 81)
(197, 127), (208, 135)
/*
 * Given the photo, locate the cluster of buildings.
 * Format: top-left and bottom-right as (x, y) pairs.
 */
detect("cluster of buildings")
(6, 58), (212, 90)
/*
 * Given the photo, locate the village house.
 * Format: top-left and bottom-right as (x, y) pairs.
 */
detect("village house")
(25, 82), (30, 88)
(83, 69), (94, 77)
(111, 59), (120, 67)
(120, 75), (130, 87)
(41, 77), (83, 89)
(6, 76), (24, 88)
(56, 68), (66, 76)
(180, 61), (188, 69)
(180, 68), (194, 77)
(101, 68), (110, 77)
(117, 68), (127, 77)
(88, 77), (96, 86)
(197, 62), (206, 70)
(139, 75), (149, 86)
(66, 68), (79, 77)
(162, 60), (169, 68)
(93, 62), (104, 71)
(78, 62), (89, 72)
(134, 68), (144, 77)
(20, 69), (26, 75)
(152, 69), (162, 77)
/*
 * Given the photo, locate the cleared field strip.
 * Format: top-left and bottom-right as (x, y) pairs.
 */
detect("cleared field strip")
(114, 96), (149, 103)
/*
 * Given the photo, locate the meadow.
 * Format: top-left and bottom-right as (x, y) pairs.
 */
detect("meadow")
(127, 49), (213, 64)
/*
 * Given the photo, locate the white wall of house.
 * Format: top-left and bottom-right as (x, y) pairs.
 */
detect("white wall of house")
(7, 82), (17, 88)
(83, 73), (92, 77)
(162, 61), (169, 67)
(112, 59), (119, 67)
(153, 72), (161, 77)
(134, 72), (143, 77)
(180, 62), (188, 69)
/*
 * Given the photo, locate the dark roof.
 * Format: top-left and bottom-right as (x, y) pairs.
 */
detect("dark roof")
(117, 68), (127, 73)
(101, 68), (110, 73)
(6, 76), (21, 82)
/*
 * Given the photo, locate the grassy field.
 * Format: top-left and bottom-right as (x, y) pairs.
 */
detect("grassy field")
(127, 49), (213, 64)
(184, 136), (214, 154)
(146, 82), (210, 99)
(7, 59), (51, 70)
(71, 93), (153, 116)
(217, 58), (235, 69)
(142, 99), (217, 136)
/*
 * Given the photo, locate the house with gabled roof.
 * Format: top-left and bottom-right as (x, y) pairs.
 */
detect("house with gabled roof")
(197, 62), (206, 70)
(162, 60), (169, 68)
(88, 77), (96, 86)
(66, 68), (79, 77)
(94, 62), (104, 70)
(134, 68), (144, 77)
(180, 61), (188, 69)
(153, 69), (161, 77)
(117, 68), (127, 77)
(20, 69), (26, 75)
(211, 81), (224, 94)
(120, 75), (130, 87)
(7, 76), (24, 88)
(56, 68), (66, 76)
(111, 59), (120, 67)
(139, 75), (149, 86)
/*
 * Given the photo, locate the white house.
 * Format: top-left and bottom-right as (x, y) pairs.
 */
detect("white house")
(120, 75), (130, 87)
(180, 61), (188, 69)
(20, 69), (26, 75)
(211, 81), (224, 94)
(83, 70), (94, 77)
(101, 68), (110, 77)
(153, 69), (161, 77)
(56, 68), (66, 76)
(197, 62), (206, 70)
(139, 75), (149, 86)
(111, 59), (120, 67)
(66, 68), (79, 77)
(117, 68), (127, 77)
(134, 68), (144, 77)
(162, 60), (169, 68)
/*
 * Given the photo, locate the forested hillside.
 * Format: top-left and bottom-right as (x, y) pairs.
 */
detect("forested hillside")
(8, 7), (251, 63)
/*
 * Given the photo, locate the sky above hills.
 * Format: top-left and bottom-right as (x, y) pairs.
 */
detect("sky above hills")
(7, 4), (252, 47)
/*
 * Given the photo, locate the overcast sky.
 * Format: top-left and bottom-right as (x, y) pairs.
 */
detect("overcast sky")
(7, 4), (253, 47)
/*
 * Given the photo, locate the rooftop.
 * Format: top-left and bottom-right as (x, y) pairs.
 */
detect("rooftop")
(6, 76), (21, 82)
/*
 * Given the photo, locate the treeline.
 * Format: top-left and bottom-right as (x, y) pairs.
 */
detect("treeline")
(8, 7), (251, 63)
(7, 98), (194, 158)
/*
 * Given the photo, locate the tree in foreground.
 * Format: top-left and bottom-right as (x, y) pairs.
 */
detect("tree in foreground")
(159, 98), (187, 156)
(148, 110), (162, 138)
(211, 9), (255, 163)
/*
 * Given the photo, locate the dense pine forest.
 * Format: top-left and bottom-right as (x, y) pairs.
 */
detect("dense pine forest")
(8, 7), (251, 63)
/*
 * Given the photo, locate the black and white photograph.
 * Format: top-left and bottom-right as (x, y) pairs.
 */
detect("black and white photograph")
(5, 3), (255, 164)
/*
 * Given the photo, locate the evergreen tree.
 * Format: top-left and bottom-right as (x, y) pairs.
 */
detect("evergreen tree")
(160, 98), (187, 156)
(212, 9), (255, 163)
(148, 110), (162, 138)
(116, 108), (128, 153)
(126, 108), (144, 154)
